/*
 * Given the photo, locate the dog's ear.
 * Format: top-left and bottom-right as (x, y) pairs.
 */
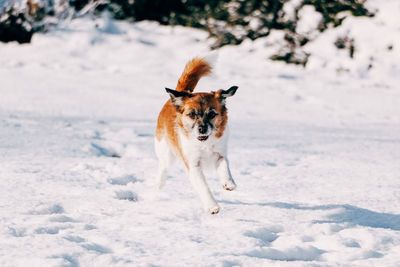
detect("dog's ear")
(165, 88), (192, 109)
(215, 86), (238, 99)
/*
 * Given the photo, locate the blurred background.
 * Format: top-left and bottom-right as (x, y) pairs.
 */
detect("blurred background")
(0, 0), (376, 66)
(1, 0), (399, 122)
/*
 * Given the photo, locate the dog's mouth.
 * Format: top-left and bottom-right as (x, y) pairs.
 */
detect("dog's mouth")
(197, 135), (209, 141)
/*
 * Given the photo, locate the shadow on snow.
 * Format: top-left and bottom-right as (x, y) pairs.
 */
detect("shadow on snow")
(222, 200), (400, 231)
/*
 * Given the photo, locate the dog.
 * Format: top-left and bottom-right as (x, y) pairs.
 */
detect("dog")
(155, 57), (238, 214)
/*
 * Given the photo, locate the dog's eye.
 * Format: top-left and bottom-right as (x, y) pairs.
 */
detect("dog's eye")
(207, 110), (217, 119)
(188, 110), (196, 119)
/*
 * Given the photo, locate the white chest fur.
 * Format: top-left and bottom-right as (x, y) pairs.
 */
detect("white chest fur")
(178, 127), (229, 166)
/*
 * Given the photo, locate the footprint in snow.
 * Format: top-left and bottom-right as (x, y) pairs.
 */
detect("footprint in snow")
(81, 243), (112, 254)
(35, 225), (71, 235)
(8, 227), (27, 237)
(221, 260), (241, 267)
(265, 161), (277, 167)
(301, 235), (315, 242)
(246, 245), (325, 261)
(115, 190), (138, 202)
(64, 235), (86, 243)
(84, 224), (97, 230)
(51, 254), (79, 267)
(90, 141), (123, 158)
(244, 226), (282, 246)
(29, 203), (65, 215)
(107, 174), (137, 185)
(344, 240), (361, 248)
(49, 215), (76, 223)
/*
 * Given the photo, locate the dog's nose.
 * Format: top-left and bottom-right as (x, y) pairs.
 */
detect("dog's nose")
(199, 125), (208, 134)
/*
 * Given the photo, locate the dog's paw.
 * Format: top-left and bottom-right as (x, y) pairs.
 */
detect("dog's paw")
(155, 175), (166, 190)
(223, 180), (236, 191)
(156, 181), (165, 190)
(208, 205), (220, 215)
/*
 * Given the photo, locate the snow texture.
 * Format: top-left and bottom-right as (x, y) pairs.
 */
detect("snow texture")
(1, 0), (400, 266)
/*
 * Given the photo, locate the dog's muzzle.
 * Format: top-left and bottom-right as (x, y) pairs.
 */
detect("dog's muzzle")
(197, 124), (209, 141)
(197, 135), (209, 141)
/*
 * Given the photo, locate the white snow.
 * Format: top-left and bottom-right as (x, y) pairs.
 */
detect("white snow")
(1, 1), (400, 266)
(295, 5), (322, 36)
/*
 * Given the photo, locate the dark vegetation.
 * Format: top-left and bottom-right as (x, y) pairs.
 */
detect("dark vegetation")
(0, 6), (33, 43)
(0, 0), (373, 65)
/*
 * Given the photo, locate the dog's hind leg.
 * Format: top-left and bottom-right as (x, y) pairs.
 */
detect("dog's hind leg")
(155, 138), (174, 190)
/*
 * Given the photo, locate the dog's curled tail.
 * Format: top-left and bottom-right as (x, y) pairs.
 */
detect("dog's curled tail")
(176, 57), (212, 93)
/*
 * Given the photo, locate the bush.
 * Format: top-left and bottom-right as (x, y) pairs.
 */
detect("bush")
(0, 6), (33, 44)
(97, 0), (373, 65)
(0, 0), (374, 65)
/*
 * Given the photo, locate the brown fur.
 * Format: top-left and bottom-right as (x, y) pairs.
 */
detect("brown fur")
(181, 93), (228, 138)
(176, 58), (211, 92)
(156, 58), (228, 169)
(156, 100), (188, 167)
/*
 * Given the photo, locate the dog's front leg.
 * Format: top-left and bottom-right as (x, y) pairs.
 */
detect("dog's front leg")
(216, 155), (236, 191)
(188, 163), (220, 214)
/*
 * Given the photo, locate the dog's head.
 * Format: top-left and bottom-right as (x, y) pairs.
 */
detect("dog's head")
(166, 86), (238, 141)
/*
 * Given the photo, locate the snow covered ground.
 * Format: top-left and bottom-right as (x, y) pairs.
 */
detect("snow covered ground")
(1, 1), (400, 266)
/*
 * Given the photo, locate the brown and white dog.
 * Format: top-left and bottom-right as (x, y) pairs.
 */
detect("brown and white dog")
(155, 58), (238, 214)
